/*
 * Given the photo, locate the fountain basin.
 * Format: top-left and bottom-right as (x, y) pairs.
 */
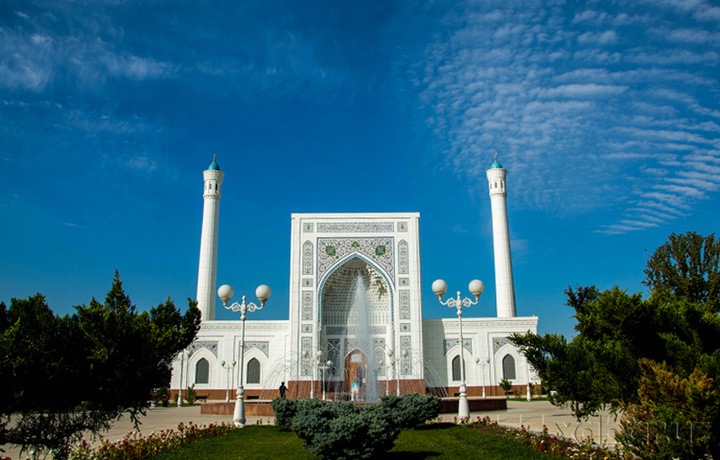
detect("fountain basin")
(200, 396), (507, 417)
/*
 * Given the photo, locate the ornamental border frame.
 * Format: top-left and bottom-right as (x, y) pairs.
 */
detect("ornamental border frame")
(316, 253), (396, 332)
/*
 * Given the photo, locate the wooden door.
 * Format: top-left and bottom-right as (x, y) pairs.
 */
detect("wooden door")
(344, 349), (368, 400)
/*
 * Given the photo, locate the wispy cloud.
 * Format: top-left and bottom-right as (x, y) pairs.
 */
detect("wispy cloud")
(409, 0), (719, 234)
(124, 155), (158, 174)
(0, 20), (173, 92)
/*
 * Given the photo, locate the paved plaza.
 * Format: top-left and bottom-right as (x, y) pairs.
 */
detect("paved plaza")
(1, 400), (621, 459)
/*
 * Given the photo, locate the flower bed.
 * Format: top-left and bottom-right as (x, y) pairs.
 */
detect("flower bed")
(66, 416), (624, 459)
(69, 422), (237, 460)
(469, 416), (624, 459)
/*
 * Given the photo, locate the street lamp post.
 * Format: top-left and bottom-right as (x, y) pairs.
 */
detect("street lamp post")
(400, 349), (408, 396)
(386, 348), (398, 396)
(373, 346), (388, 396)
(319, 358), (332, 400)
(432, 279), (484, 421)
(231, 360), (237, 401)
(475, 357), (490, 398)
(526, 362), (532, 401)
(385, 351), (392, 397)
(221, 360), (236, 403)
(221, 361), (227, 402)
(385, 350), (394, 396)
(218, 284), (271, 428)
(484, 358), (490, 398)
(177, 351), (185, 407)
(302, 350), (315, 399)
(315, 350), (323, 399)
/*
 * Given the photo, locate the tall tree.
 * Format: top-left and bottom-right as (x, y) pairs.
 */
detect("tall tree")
(644, 231), (720, 311)
(0, 272), (201, 459)
(511, 232), (720, 459)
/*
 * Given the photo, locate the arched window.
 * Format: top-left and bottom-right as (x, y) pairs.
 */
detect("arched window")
(195, 358), (209, 384)
(502, 354), (516, 380)
(451, 355), (461, 381)
(247, 358), (261, 384)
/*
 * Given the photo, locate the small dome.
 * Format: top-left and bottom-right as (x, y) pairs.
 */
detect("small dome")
(490, 153), (502, 169)
(208, 155), (220, 171)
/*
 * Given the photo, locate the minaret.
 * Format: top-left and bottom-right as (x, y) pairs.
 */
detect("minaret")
(486, 154), (517, 317)
(196, 156), (224, 321)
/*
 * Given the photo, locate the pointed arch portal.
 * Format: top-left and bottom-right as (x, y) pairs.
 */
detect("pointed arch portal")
(319, 256), (392, 399)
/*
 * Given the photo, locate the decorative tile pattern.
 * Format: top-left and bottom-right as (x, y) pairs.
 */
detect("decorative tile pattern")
(302, 324), (313, 333)
(302, 291), (313, 321)
(245, 341), (269, 357)
(301, 337), (312, 376)
(317, 222), (394, 233)
(400, 336), (412, 375)
(189, 341), (218, 357)
(443, 339), (473, 355)
(326, 326), (342, 335)
(400, 323), (411, 333)
(326, 326), (386, 335)
(302, 278), (313, 287)
(399, 277), (409, 286)
(303, 223), (314, 232)
(302, 241), (314, 276)
(399, 290), (410, 320)
(398, 222), (408, 232)
(343, 338), (383, 356)
(318, 238), (394, 281)
(398, 240), (409, 275)
(493, 337), (510, 353)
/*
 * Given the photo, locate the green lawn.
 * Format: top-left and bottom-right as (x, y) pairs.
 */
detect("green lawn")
(152, 423), (553, 460)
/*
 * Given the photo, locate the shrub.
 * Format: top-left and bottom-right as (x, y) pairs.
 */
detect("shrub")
(290, 399), (396, 459)
(499, 378), (512, 392)
(270, 397), (298, 428)
(285, 394), (439, 459)
(151, 387), (170, 407)
(379, 393), (440, 429)
(616, 360), (716, 459)
(185, 385), (197, 405)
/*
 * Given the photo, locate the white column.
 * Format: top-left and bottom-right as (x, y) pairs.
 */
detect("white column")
(197, 163), (224, 321)
(486, 159), (517, 318)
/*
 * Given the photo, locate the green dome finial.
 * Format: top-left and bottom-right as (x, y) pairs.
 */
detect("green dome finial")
(209, 155), (220, 171)
(490, 153), (502, 169)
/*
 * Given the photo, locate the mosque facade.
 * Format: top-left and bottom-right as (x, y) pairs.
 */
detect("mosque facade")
(170, 158), (538, 400)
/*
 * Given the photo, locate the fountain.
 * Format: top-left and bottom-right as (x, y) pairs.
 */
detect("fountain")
(259, 352), (305, 400)
(344, 274), (380, 402)
(423, 358), (450, 398)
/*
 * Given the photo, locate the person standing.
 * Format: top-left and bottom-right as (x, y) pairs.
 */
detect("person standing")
(279, 381), (287, 398)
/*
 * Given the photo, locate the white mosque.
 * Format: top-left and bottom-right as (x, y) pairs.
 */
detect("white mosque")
(170, 157), (538, 404)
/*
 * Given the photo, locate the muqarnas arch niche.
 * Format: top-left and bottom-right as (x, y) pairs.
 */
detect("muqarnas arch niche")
(320, 257), (393, 401)
(320, 257), (392, 330)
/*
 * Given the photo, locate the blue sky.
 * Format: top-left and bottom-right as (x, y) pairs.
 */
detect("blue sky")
(1, 0), (718, 338)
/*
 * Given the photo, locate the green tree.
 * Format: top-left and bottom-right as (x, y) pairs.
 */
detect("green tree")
(644, 231), (720, 310)
(510, 232), (720, 459)
(0, 271), (201, 459)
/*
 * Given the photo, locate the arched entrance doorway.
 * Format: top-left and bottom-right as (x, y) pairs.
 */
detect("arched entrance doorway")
(344, 349), (369, 400)
(319, 256), (392, 401)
